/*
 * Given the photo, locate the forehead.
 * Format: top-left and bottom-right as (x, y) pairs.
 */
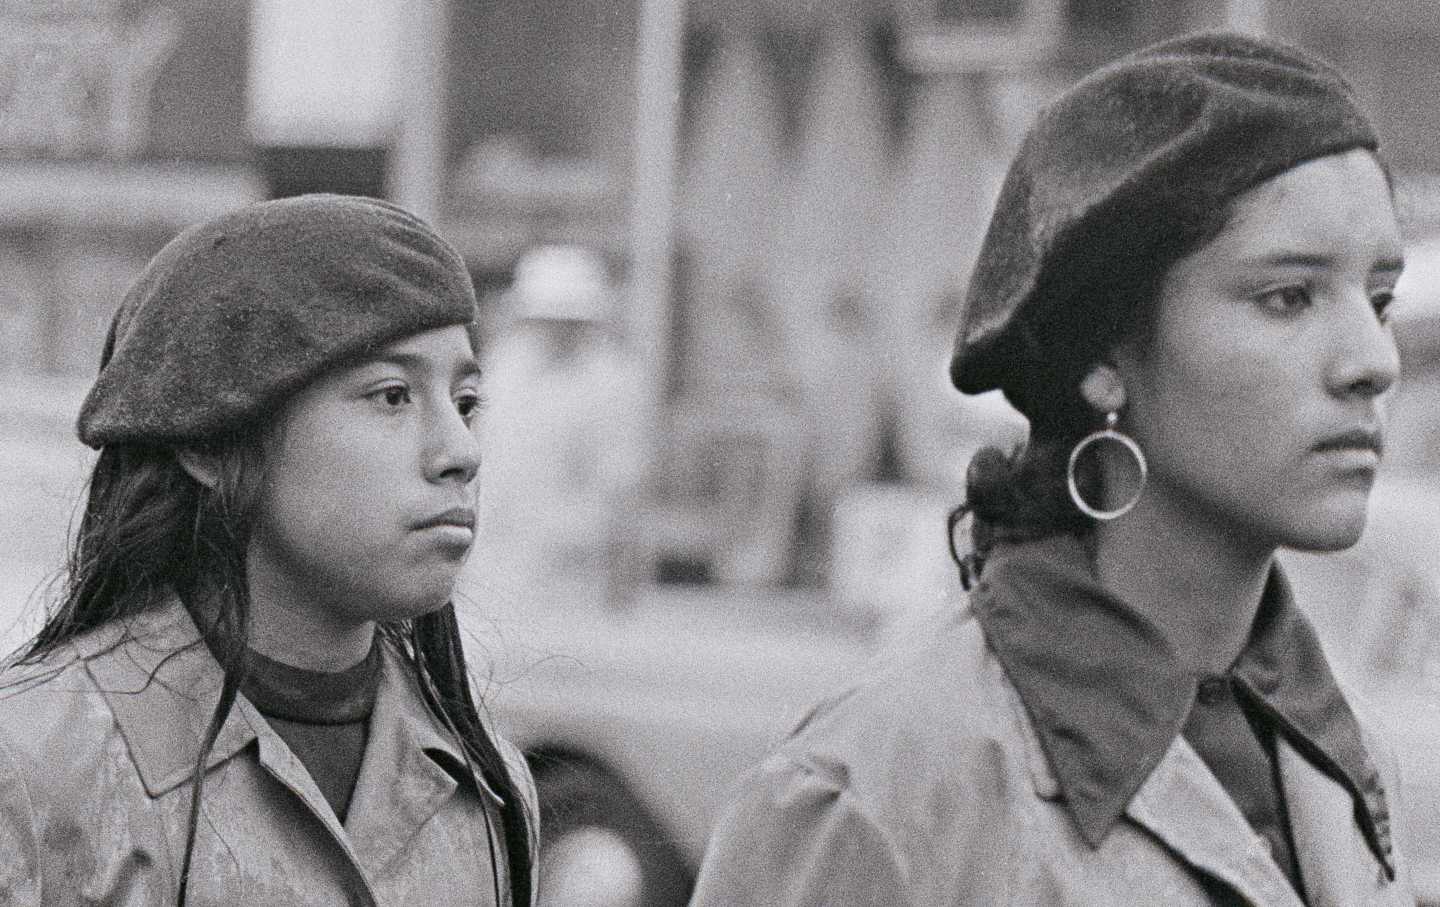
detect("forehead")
(1210, 149), (1400, 263)
(351, 324), (480, 371)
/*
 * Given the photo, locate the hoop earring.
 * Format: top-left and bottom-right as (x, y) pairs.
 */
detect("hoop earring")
(1067, 411), (1147, 521)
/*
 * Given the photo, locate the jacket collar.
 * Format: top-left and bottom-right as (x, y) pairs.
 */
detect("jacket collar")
(79, 600), (259, 797)
(970, 534), (1392, 876)
(77, 598), (503, 807)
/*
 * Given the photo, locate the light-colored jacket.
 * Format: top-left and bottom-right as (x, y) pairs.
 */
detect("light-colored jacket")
(0, 601), (537, 906)
(691, 607), (1417, 906)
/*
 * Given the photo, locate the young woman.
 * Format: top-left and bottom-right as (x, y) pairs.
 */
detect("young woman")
(692, 31), (1418, 906)
(0, 195), (535, 905)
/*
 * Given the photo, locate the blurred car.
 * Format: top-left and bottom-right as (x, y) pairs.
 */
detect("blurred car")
(464, 584), (879, 905)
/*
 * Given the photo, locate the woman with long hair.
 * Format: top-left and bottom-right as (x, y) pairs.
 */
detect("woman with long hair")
(0, 195), (534, 904)
(692, 31), (1419, 905)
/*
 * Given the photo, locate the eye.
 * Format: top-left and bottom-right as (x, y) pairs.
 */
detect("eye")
(1371, 289), (1396, 325)
(1256, 284), (1312, 315)
(455, 388), (484, 424)
(368, 384), (411, 408)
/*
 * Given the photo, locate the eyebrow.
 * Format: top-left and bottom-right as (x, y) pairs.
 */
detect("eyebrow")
(1375, 255), (1406, 275)
(1239, 251), (1405, 273)
(365, 352), (482, 381)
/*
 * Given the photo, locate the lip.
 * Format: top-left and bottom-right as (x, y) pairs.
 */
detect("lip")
(412, 507), (477, 531)
(1312, 427), (1384, 458)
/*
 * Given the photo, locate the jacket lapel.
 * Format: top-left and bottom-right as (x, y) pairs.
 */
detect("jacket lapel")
(251, 720), (365, 859)
(1125, 736), (1306, 907)
(1278, 736), (1394, 907)
(341, 645), (505, 878)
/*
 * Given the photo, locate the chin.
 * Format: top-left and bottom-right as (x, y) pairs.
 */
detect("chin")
(1280, 502), (1371, 553)
(369, 578), (460, 622)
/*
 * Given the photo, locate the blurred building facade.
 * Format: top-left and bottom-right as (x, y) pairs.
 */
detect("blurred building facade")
(5, 0), (1440, 600)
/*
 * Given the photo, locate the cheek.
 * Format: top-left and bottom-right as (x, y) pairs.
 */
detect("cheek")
(257, 438), (388, 553)
(1133, 337), (1300, 486)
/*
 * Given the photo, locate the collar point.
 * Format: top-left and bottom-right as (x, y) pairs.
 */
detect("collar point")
(1071, 802), (1123, 850)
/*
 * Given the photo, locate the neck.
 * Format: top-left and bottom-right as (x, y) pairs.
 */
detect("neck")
(1090, 487), (1274, 675)
(245, 557), (375, 672)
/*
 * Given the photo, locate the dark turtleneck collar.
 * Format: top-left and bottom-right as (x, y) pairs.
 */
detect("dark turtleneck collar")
(241, 640), (381, 725)
(969, 534), (1392, 875)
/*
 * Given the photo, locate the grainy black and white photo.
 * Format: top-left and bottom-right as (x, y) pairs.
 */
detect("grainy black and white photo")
(1, 1), (1438, 905)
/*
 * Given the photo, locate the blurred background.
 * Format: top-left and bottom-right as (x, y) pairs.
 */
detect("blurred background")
(5, 1), (1440, 904)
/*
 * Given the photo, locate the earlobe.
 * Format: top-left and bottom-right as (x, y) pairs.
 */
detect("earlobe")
(175, 448), (221, 489)
(1079, 364), (1127, 415)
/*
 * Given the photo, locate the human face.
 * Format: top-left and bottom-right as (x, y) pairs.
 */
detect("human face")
(1113, 149), (1402, 553)
(248, 325), (483, 627)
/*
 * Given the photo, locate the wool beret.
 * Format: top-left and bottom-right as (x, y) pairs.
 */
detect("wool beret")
(950, 30), (1380, 408)
(77, 194), (478, 448)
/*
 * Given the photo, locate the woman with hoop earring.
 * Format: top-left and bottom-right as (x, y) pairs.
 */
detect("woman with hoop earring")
(691, 31), (1418, 906)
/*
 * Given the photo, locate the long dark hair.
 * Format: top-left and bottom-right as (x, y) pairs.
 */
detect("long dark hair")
(21, 432), (533, 905)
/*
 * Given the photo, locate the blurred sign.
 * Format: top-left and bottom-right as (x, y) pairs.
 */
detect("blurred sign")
(245, 0), (402, 147)
(0, 0), (178, 158)
(898, 0), (1064, 71)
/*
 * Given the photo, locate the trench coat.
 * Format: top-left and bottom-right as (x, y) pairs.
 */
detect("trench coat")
(690, 606), (1418, 906)
(0, 600), (537, 906)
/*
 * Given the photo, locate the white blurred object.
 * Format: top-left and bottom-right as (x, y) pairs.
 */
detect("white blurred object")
(245, 0), (402, 147)
(1394, 236), (1440, 320)
(537, 826), (645, 907)
(513, 245), (614, 323)
(829, 482), (961, 634)
(1224, 0), (1268, 34)
(474, 246), (646, 601)
(903, 370), (1029, 491)
(956, 388), (1029, 455)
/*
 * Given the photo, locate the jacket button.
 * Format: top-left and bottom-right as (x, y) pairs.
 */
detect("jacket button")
(1197, 676), (1229, 705)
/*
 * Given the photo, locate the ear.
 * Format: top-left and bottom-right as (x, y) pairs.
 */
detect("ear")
(1079, 363), (1126, 415)
(175, 448), (221, 489)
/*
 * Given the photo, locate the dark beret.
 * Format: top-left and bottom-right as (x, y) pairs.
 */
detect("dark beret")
(950, 30), (1380, 405)
(77, 194), (478, 448)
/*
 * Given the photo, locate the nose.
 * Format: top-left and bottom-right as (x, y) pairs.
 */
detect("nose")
(425, 402), (482, 485)
(1326, 294), (1400, 401)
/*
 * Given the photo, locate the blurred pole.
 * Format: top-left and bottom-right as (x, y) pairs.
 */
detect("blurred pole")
(1223, 0), (1267, 34)
(388, 0), (447, 221)
(629, 0), (686, 414)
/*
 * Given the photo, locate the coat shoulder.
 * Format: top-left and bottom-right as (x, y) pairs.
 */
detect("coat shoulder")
(0, 640), (108, 746)
(0, 635), (134, 854)
(0, 611), (181, 785)
(697, 605), (1043, 904)
(765, 604), (1041, 831)
(783, 605), (1020, 761)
